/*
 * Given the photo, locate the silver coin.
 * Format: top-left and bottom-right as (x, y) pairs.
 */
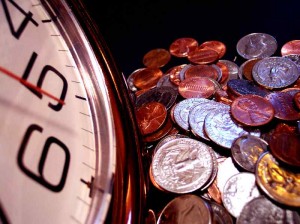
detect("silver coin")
(222, 172), (261, 218)
(154, 133), (189, 155)
(156, 74), (179, 90)
(237, 196), (300, 224)
(283, 54), (300, 71)
(236, 33), (277, 60)
(135, 86), (178, 110)
(189, 101), (230, 140)
(179, 63), (194, 81)
(204, 109), (260, 149)
(157, 194), (213, 224)
(231, 135), (268, 172)
(219, 59), (239, 80)
(151, 138), (214, 194)
(173, 97), (209, 131)
(252, 56), (300, 89)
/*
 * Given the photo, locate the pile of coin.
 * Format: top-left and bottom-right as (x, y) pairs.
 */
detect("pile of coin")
(126, 33), (300, 223)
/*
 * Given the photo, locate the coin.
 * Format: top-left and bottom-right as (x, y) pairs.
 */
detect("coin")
(237, 196), (300, 224)
(218, 59), (239, 80)
(136, 101), (167, 135)
(135, 86), (178, 110)
(132, 67), (163, 90)
(156, 194), (212, 224)
(178, 76), (216, 99)
(166, 64), (187, 85)
(187, 47), (219, 65)
(265, 91), (300, 121)
(230, 94), (275, 126)
(184, 64), (220, 81)
(142, 48), (171, 68)
(222, 172), (261, 218)
(268, 125), (300, 167)
(231, 135), (268, 172)
(216, 61), (230, 86)
(226, 79), (270, 98)
(210, 201), (234, 224)
(252, 56), (300, 89)
(281, 40), (300, 56)
(204, 108), (260, 149)
(189, 100), (230, 140)
(237, 58), (261, 80)
(173, 97), (209, 131)
(294, 91), (300, 110)
(169, 37), (199, 57)
(256, 152), (300, 207)
(199, 40), (226, 59)
(236, 32), (277, 59)
(151, 138), (214, 194)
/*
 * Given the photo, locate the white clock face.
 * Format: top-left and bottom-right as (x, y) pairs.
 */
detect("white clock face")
(0, 0), (116, 223)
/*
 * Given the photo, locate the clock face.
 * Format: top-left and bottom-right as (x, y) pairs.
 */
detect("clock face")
(0, 0), (119, 223)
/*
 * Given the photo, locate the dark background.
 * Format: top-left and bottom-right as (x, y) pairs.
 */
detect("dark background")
(83, 0), (300, 78)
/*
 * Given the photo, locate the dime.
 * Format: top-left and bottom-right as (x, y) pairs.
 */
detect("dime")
(151, 138), (214, 194)
(230, 94), (275, 126)
(256, 152), (300, 207)
(222, 172), (261, 218)
(136, 101), (167, 135)
(132, 67), (163, 90)
(178, 76), (216, 99)
(204, 108), (260, 149)
(169, 37), (199, 57)
(142, 48), (171, 68)
(135, 86), (178, 110)
(236, 32), (277, 59)
(157, 194), (212, 224)
(252, 56), (300, 89)
(231, 135), (268, 172)
(237, 196), (300, 224)
(156, 74), (178, 90)
(218, 59), (239, 80)
(215, 61), (230, 86)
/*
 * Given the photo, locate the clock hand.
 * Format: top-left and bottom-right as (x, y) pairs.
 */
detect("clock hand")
(0, 66), (65, 105)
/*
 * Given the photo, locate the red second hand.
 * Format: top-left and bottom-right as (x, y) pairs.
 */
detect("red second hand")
(0, 66), (65, 105)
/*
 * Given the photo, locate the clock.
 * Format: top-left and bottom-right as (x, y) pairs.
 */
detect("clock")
(0, 0), (146, 223)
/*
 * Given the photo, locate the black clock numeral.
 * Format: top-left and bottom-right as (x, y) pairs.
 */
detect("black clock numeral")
(17, 124), (70, 192)
(1, 0), (38, 39)
(22, 52), (68, 111)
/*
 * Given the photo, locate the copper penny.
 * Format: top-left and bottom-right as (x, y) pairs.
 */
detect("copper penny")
(136, 101), (167, 135)
(169, 37), (198, 57)
(187, 47), (219, 65)
(230, 94), (275, 126)
(184, 64), (219, 80)
(238, 58), (261, 80)
(142, 48), (171, 68)
(294, 91), (300, 110)
(132, 67), (163, 90)
(199, 40), (226, 59)
(216, 61), (230, 86)
(178, 76), (216, 99)
(143, 116), (174, 143)
(166, 64), (187, 86)
(265, 91), (300, 121)
(268, 123), (300, 167)
(281, 40), (300, 56)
